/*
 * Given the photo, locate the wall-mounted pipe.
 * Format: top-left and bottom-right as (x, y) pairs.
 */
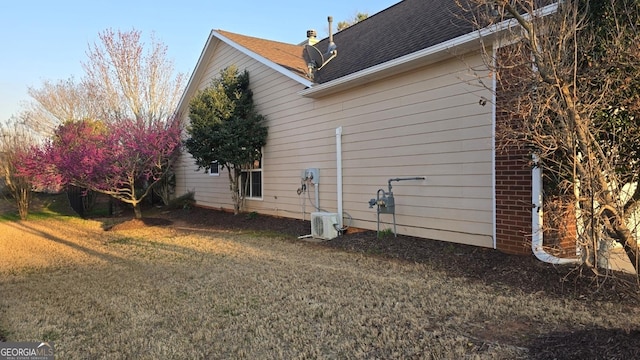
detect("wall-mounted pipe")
(368, 177), (425, 237)
(336, 127), (343, 228)
(531, 154), (579, 264)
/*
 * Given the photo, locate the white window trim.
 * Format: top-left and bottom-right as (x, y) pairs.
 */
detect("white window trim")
(209, 161), (220, 176)
(240, 156), (263, 200)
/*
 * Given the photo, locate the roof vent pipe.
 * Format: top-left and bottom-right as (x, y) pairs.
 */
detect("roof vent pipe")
(306, 29), (318, 46)
(327, 16), (336, 52)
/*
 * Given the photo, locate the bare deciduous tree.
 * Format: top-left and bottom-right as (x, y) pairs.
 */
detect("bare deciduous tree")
(0, 118), (37, 219)
(459, 0), (640, 274)
(24, 29), (185, 135)
(83, 28), (186, 124)
(24, 77), (98, 136)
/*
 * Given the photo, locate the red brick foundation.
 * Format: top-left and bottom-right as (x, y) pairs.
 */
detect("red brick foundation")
(495, 145), (532, 255)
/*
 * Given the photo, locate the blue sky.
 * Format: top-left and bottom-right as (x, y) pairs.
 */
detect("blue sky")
(0, 0), (398, 123)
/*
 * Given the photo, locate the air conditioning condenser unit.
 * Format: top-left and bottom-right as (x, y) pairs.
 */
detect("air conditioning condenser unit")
(311, 212), (339, 240)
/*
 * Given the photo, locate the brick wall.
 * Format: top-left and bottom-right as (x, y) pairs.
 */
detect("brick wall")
(542, 198), (577, 258)
(494, 131), (533, 255)
(494, 46), (533, 255)
(494, 46), (577, 256)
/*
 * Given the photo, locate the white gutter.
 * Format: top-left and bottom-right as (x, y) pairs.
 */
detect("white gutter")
(531, 154), (580, 264)
(299, 3), (560, 99)
(336, 126), (343, 228)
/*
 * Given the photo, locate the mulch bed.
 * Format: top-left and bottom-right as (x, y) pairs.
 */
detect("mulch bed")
(107, 217), (172, 231)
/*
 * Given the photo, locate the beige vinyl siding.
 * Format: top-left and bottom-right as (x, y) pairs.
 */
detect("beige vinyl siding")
(174, 152), (233, 209)
(176, 44), (494, 247)
(175, 41), (316, 212)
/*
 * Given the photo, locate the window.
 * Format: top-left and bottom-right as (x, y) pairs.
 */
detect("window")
(209, 161), (219, 176)
(240, 158), (262, 199)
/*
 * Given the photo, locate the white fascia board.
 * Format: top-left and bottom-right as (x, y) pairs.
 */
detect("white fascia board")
(300, 2), (559, 98)
(212, 31), (314, 88)
(175, 31), (220, 118)
(175, 29), (314, 118)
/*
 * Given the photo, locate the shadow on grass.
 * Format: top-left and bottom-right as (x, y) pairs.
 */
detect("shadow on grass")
(3, 221), (123, 263)
(5, 194), (640, 303)
(163, 206), (640, 303)
(0, 192), (76, 222)
(0, 325), (8, 342)
(528, 327), (640, 359)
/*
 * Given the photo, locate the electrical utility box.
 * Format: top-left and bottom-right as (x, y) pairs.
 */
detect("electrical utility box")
(302, 168), (319, 184)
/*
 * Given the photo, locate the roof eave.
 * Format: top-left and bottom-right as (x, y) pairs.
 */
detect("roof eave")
(176, 30), (314, 117)
(175, 30), (219, 118)
(298, 33), (483, 98)
(299, 2), (558, 98)
(213, 31), (314, 88)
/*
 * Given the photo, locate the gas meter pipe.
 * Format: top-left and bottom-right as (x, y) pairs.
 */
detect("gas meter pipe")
(369, 177), (425, 237)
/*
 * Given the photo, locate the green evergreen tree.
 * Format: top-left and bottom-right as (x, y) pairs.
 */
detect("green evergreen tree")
(185, 66), (268, 214)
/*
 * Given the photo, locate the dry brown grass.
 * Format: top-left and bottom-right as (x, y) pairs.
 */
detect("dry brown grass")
(1, 214), (639, 359)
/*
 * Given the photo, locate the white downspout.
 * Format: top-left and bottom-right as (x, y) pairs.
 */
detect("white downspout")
(491, 42), (497, 249)
(336, 126), (343, 228)
(531, 154), (579, 264)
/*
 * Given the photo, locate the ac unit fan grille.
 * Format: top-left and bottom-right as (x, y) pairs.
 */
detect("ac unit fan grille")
(310, 212), (338, 240)
(313, 216), (326, 237)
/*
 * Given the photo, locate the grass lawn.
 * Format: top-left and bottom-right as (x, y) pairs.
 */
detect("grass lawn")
(0, 196), (639, 359)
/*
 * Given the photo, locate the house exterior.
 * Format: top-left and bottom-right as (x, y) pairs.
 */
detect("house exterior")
(174, 0), (555, 255)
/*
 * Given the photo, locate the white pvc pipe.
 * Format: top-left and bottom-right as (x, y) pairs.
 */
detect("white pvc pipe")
(531, 154), (579, 264)
(491, 43), (498, 250)
(336, 127), (343, 228)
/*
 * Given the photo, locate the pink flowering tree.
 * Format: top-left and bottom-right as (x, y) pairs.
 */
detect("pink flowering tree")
(18, 117), (181, 219)
(103, 117), (182, 218)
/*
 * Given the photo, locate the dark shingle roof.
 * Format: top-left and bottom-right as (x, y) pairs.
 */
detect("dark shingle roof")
(309, 0), (476, 84)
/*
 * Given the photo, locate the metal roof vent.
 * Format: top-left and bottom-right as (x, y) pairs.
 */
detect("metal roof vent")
(306, 29), (318, 46)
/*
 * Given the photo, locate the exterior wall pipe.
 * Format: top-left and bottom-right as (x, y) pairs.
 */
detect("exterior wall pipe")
(491, 42), (497, 250)
(336, 127), (343, 227)
(531, 154), (579, 264)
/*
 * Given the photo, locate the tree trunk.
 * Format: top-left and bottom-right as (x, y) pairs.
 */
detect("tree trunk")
(228, 168), (241, 215)
(621, 240), (639, 273)
(17, 186), (30, 220)
(133, 203), (142, 219)
(611, 220), (640, 273)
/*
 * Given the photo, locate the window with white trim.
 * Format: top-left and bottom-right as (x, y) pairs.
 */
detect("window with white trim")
(209, 161), (220, 176)
(240, 158), (262, 199)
